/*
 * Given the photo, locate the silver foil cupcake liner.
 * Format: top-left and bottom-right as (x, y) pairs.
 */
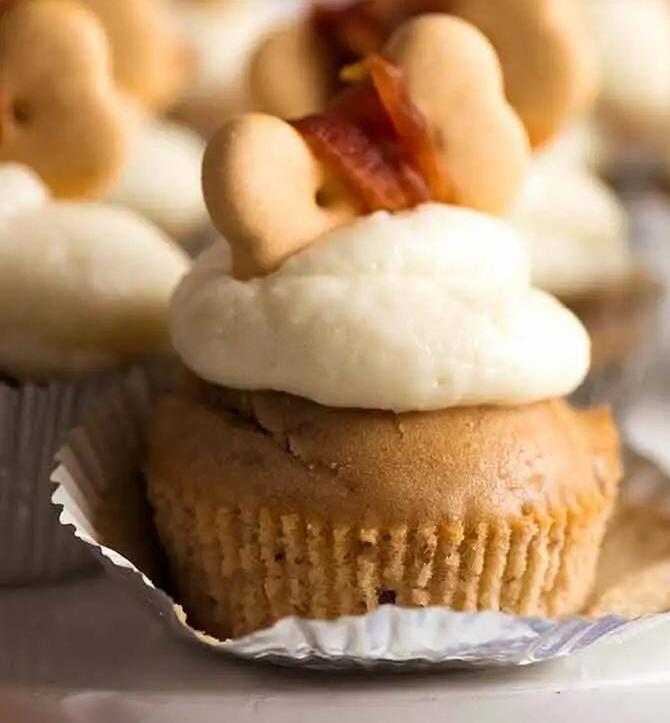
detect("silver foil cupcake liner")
(0, 373), (121, 586)
(51, 373), (670, 670)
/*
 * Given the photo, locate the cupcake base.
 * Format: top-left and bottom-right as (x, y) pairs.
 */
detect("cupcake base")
(148, 388), (621, 639)
(151, 491), (613, 640)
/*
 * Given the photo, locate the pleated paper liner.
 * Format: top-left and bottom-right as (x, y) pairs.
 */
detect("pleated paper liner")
(0, 373), (117, 586)
(147, 477), (614, 641)
(51, 372), (670, 669)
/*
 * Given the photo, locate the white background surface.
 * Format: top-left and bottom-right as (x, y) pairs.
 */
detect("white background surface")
(1, 192), (670, 721)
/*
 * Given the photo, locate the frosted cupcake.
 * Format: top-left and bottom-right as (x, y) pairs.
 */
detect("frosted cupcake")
(0, 164), (188, 585)
(147, 16), (621, 638)
(0, 1), (189, 583)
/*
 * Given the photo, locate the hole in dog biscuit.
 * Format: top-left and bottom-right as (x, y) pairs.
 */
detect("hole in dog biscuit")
(315, 188), (331, 208)
(12, 99), (31, 126)
(315, 184), (346, 209)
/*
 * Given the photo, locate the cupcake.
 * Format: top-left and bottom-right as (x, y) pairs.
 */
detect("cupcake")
(0, 0), (190, 584)
(77, 0), (209, 245)
(250, 0), (597, 148)
(147, 16), (621, 639)
(169, 0), (299, 137)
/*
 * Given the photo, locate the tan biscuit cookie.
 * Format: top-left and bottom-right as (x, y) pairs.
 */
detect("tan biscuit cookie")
(251, 0), (597, 147)
(202, 113), (356, 280)
(203, 15), (529, 278)
(0, 0), (127, 198)
(451, 0), (598, 147)
(79, 0), (190, 112)
(249, 21), (332, 121)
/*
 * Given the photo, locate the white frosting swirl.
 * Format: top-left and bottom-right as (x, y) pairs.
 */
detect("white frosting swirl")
(537, 121), (607, 173)
(172, 204), (590, 411)
(0, 163), (190, 378)
(509, 159), (630, 297)
(0, 163), (49, 221)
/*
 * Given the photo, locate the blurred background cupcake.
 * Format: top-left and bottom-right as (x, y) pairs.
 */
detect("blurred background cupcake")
(0, 0), (189, 584)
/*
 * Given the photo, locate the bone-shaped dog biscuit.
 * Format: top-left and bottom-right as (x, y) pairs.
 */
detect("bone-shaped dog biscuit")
(79, 0), (189, 111)
(250, 21), (332, 123)
(251, 0), (597, 147)
(203, 113), (356, 279)
(204, 15), (530, 278)
(0, 0), (126, 198)
(451, 0), (598, 147)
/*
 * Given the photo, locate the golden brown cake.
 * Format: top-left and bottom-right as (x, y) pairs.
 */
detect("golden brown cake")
(148, 386), (620, 639)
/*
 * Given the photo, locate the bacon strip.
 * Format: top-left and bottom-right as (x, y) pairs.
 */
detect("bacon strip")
(368, 55), (451, 202)
(312, 1), (391, 67)
(292, 55), (451, 212)
(312, 0), (449, 70)
(292, 113), (412, 211)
